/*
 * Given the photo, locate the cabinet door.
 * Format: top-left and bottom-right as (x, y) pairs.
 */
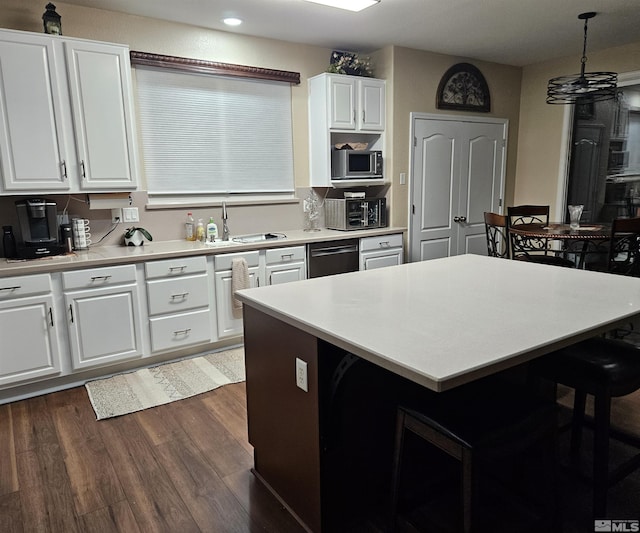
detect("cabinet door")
(0, 33), (69, 191)
(0, 295), (61, 386)
(329, 76), (356, 130)
(65, 284), (143, 370)
(266, 262), (306, 285)
(214, 266), (260, 339)
(360, 250), (402, 271)
(358, 79), (385, 131)
(64, 40), (137, 189)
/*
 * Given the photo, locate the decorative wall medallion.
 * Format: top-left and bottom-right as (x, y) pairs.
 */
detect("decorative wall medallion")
(436, 63), (490, 112)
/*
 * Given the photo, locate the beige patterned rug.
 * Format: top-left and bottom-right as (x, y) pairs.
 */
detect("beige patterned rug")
(85, 347), (245, 420)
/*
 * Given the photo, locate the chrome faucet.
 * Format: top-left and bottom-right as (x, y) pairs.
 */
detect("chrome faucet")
(222, 201), (230, 241)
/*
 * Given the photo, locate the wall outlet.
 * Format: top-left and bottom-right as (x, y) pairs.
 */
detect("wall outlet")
(296, 357), (308, 392)
(123, 207), (139, 223)
(111, 208), (122, 223)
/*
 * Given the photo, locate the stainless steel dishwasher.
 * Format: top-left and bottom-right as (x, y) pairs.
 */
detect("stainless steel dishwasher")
(307, 239), (359, 278)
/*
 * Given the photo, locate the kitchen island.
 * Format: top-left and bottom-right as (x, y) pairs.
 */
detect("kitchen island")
(236, 254), (640, 531)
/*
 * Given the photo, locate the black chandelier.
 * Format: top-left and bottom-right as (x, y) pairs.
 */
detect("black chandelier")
(546, 12), (617, 105)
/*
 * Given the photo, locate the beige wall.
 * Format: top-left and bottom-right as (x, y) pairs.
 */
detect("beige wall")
(383, 46), (522, 228)
(516, 41), (640, 219)
(4, 0), (640, 249)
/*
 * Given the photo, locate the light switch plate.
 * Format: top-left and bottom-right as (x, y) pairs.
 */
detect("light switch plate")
(123, 207), (139, 223)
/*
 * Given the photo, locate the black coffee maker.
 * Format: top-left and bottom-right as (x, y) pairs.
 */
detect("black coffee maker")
(15, 199), (64, 258)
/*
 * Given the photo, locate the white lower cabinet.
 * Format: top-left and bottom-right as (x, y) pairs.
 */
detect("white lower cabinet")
(63, 265), (143, 370)
(359, 233), (404, 270)
(145, 256), (214, 353)
(214, 251), (260, 339)
(214, 246), (307, 339)
(0, 274), (62, 386)
(265, 246), (307, 285)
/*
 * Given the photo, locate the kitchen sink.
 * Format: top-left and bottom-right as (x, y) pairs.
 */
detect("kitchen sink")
(232, 233), (286, 243)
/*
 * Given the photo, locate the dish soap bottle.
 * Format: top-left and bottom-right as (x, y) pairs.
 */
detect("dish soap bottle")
(206, 217), (218, 242)
(196, 218), (206, 242)
(185, 212), (195, 241)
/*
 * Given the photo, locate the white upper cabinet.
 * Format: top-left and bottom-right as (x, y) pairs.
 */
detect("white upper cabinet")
(0, 29), (138, 194)
(308, 73), (386, 187)
(358, 78), (385, 131)
(64, 40), (138, 189)
(0, 33), (69, 191)
(326, 74), (385, 132)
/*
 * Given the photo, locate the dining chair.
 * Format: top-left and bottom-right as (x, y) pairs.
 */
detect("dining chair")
(507, 205), (575, 268)
(607, 216), (640, 276)
(389, 375), (558, 532)
(484, 212), (510, 258)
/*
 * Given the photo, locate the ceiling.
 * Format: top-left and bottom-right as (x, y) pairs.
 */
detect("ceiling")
(61, 0), (640, 67)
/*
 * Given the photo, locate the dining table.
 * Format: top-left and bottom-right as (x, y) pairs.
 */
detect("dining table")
(509, 222), (611, 268)
(235, 254), (640, 532)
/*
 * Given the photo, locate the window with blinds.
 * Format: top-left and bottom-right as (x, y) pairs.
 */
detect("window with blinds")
(135, 67), (295, 200)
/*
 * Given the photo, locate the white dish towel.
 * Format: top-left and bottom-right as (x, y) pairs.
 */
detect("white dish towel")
(231, 257), (249, 318)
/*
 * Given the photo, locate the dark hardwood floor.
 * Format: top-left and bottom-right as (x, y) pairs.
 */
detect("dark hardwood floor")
(0, 382), (305, 533)
(0, 381), (638, 532)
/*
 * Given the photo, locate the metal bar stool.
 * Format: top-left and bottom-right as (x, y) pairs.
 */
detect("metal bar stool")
(389, 377), (558, 532)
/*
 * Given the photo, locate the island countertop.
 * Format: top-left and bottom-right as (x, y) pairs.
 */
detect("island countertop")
(0, 226), (404, 278)
(236, 254), (640, 391)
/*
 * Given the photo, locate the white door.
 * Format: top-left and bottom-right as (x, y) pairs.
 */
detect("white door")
(214, 267), (260, 338)
(409, 114), (507, 262)
(65, 284), (143, 370)
(65, 40), (137, 189)
(358, 79), (385, 131)
(0, 33), (69, 191)
(0, 295), (61, 386)
(329, 76), (356, 130)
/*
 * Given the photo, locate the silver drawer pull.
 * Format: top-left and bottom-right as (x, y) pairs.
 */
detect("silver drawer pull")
(281, 253), (294, 261)
(170, 292), (189, 300)
(378, 241), (390, 248)
(169, 265), (187, 272)
(0, 286), (21, 291)
(173, 328), (191, 336)
(90, 275), (112, 281)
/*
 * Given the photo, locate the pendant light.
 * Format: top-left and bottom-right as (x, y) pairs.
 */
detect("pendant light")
(546, 12), (617, 104)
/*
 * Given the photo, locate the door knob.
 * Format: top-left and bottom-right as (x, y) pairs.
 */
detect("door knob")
(459, 216), (467, 222)
(453, 216), (460, 222)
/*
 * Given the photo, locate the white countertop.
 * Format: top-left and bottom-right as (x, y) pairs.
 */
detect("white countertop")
(236, 254), (640, 391)
(0, 227), (404, 278)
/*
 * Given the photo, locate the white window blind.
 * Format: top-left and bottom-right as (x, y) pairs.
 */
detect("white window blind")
(135, 67), (294, 196)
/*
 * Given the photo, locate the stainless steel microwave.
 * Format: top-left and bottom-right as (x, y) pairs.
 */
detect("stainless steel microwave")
(331, 150), (383, 181)
(324, 198), (387, 231)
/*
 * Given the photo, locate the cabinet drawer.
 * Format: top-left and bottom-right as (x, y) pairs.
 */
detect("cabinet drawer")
(62, 264), (136, 290)
(265, 246), (306, 265)
(145, 255), (207, 279)
(146, 274), (210, 316)
(359, 233), (403, 252)
(214, 251), (260, 271)
(0, 274), (52, 300)
(149, 309), (212, 353)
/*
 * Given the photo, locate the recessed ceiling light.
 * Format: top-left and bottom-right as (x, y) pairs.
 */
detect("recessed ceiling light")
(303, 0), (380, 13)
(222, 17), (243, 26)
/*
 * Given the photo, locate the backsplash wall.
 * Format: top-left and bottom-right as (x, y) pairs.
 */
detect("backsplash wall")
(0, 191), (306, 251)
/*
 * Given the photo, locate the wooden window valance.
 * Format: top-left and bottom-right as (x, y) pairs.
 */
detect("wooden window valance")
(130, 51), (300, 85)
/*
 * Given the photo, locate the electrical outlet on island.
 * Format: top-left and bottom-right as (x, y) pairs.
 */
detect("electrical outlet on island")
(296, 357), (308, 392)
